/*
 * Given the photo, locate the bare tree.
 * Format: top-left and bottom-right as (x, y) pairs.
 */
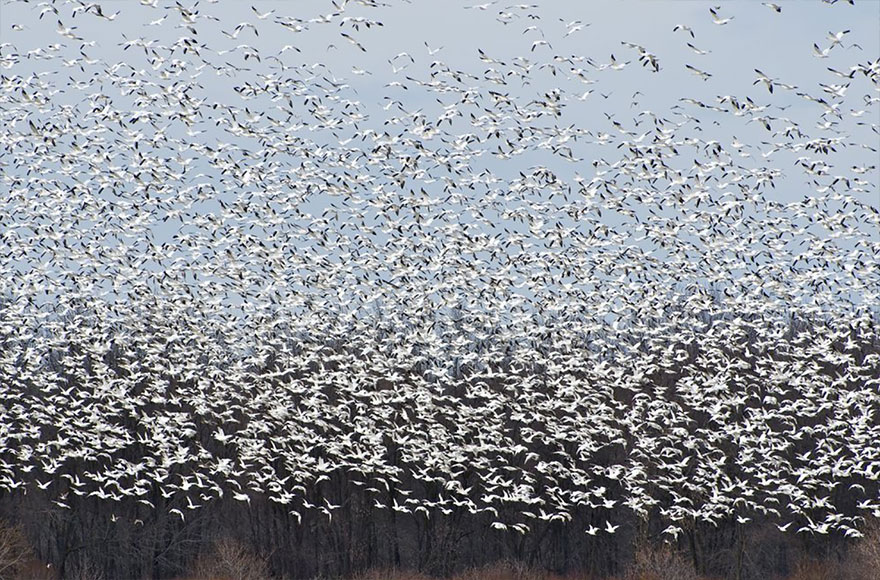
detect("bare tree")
(0, 519), (34, 580)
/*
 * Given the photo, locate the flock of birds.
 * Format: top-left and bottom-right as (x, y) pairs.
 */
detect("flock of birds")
(0, 0), (879, 542)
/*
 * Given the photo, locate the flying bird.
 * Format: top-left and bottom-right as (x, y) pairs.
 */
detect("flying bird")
(709, 6), (734, 25)
(686, 64), (712, 80)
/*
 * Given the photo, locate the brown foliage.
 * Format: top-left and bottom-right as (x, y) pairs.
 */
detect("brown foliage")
(786, 559), (848, 580)
(618, 543), (700, 580)
(784, 521), (880, 580)
(353, 568), (434, 580)
(848, 520), (880, 580)
(354, 560), (595, 580)
(451, 560), (553, 580)
(67, 557), (106, 580)
(14, 559), (56, 580)
(0, 519), (33, 580)
(188, 537), (271, 580)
